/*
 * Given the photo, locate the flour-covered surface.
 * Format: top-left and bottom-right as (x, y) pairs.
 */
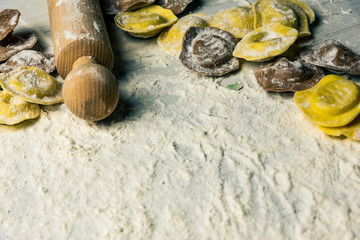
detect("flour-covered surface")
(1, 0), (360, 239)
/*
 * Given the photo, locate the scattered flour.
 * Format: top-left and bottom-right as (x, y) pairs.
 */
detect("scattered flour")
(63, 30), (77, 40)
(9, 14), (18, 26)
(0, 0), (360, 240)
(93, 21), (101, 33)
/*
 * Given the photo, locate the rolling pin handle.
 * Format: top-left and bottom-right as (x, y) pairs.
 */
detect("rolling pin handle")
(72, 56), (98, 69)
(47, 0), (118, 121)
(62, 57), (119, 121)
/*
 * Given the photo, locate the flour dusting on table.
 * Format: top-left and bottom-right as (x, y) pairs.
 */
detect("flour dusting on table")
(0, 0), (360, 239)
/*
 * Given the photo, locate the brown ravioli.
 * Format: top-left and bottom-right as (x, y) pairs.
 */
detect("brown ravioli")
(0, 9), (20, 41)
(0, 32), (37, 62)
(115, 0), (155, 12)
(0, 50), (55, 73)
(101, 0), (155, 14)
(156, 0), (193, 15)
(180, 27), (239, 76)
(255, 57), (325, 92)
(300, 39), (360, 75)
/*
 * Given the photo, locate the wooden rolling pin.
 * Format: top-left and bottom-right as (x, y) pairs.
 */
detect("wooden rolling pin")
(47, 0), (119, 121)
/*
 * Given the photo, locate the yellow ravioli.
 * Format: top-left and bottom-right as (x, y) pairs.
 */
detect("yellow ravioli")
(317, 116), (360, 141)
(210, 6), (254, 39)
(284, 1), (311, 38)
(0, 66), (63, 105)
(254, 0), (298, 29)
(0, 91), (40, 125)
(254, 0), (312, 38)
(233, 22), (298, 61)
(287, 0), (315, 24)
(114, 5), (178, 38)
(294, 75), (360, 127)
(157, 13), (211, 56)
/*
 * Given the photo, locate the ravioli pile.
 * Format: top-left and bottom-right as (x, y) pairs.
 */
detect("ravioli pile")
(0, 66), (62, 125)
(0, 9), (60, 125)
(112, 0), (360, 141)
(113, 0), (315, 76)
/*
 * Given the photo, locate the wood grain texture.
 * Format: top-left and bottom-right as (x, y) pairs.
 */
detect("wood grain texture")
(47, 0), (119, 121)
(47, 0), (114, 79)
(63, 57), (119, 121)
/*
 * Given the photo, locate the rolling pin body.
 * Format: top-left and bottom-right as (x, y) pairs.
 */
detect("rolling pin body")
(47, 0), (119, 121)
